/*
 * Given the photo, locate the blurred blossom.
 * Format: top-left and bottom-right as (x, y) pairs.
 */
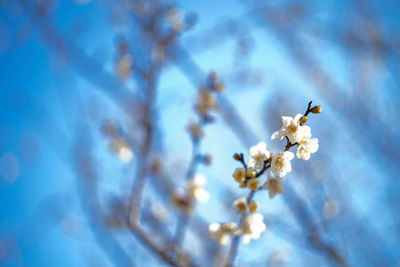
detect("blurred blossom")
(166, 9), (185, 32)
(116, 54), (133, 80)
(187, 174), (210, 202)
(109, 139), (133, 163)
(0, 153), (19, 183)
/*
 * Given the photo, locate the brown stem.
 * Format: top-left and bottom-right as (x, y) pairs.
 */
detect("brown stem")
(173, 139), (201, 246)
(129, 63), (159, 223)
(303, 100), (313, 117)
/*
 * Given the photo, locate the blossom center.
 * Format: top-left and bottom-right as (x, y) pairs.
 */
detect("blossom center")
(276, 156), (285, 168)
(254, 152), (265, 162)
(288, 121), (298, 133)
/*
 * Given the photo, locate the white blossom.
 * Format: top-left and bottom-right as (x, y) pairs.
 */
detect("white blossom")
(187, 174), (209, 202)
(262, 172), (285, 199)
(271, 114), (311, 144)
(241, 213), (266, 244)
(296, 137), (319, 160)
(248, 142), (270, 169)
(208, 223), (230, 246)
(271, 151), (294, 177)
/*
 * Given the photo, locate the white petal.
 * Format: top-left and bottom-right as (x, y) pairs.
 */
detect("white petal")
(193, 173), (207, 186)
(247, 158), (256, 168)
(209, 223), (221, 233)
(283, 151), (294, 160)
(300, 126), (312, 139)
(309, 138), (319, 153)
(242, 234), (251, 244)
(195, 189), (210, 202)
(281, 116), (293, 127)
(255, 141), (267, 151)
(296, 147), (302, 159)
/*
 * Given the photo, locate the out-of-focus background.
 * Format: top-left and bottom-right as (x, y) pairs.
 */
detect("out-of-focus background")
(1, 0), (400, 266)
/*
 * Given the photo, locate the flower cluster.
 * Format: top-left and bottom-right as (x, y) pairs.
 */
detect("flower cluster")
(241, 213), (266, 244)
(208, 101), (321, 249)
(208, 222), (238, 246)
(271, 113), (319, 161)
(172, 73), (223, 216)
(194, 72), (224, 119)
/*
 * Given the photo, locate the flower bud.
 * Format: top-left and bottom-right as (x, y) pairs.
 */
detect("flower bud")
(246, 167), (256, 178)
(299, 116), (308, 125)
(239, 181), (247, 188)
(248, 201), (259, 213)
(310, 105), (322, 114)
(233, 168), (246, 182)
(222, 222), (237, 232)
(233, 153), (242, 161)
(247, 178), (260, 191)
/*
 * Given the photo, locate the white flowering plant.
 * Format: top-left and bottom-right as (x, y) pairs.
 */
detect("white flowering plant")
(208, 101), (322, 266)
